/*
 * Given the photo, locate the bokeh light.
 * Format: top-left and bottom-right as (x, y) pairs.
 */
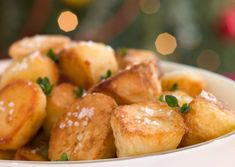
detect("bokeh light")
(57, 11), (78, 32)
(155, 33), (177, 55)
(139, 0), (160, 15)
(197, 49), (220, 71)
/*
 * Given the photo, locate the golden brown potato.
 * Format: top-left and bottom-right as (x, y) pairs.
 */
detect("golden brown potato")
(116, 48), (159, 71)
(181, 91), (235, 147)
(0, 51), (59, 88)
(43, 83), (77, 136)
(111, 102), (185, 157)
(59, 41), (118, 88)
(9, 35), (71, 60)
(49, 93), (117, 161)
(15, 131), (49, 161)
(161, 70), (205, 97)
(15, 147), (47, 161)
(0, 150), (15, 160)
(159, 90), (193, 106)
(0, 80), (46, 150)
(90, 63), (162, 105)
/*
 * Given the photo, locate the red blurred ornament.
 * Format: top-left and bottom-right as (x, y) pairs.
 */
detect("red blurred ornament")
(218, 8), (235, 39)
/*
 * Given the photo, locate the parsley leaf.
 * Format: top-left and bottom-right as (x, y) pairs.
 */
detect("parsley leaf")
(100, 70), (112, 81)
(180, 103), (191, 114)
(47, 49), (59, 63)
(118, 47), (128, 56)
(165, 95), (179, 107)
(159, 95), (165, 102)
(170, 83), (178, 91)
(74, 87), (85, 98)
(58, 153), (69, 161)
(37, 77), (53, 95)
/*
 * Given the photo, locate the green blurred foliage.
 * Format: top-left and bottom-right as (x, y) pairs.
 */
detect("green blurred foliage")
(0, 0), (234, 73)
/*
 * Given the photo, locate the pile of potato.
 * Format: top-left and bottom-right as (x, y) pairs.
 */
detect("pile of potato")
(0, 35), (235, 161)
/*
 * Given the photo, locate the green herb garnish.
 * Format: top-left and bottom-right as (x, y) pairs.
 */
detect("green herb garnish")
(37, 77), (53, 95)
(58, 153), (69, 161)
(118, 47), (128, 56)
(74, 87), (85, 98)
(100, 70), (112, 80)
(47, 49), (59, 63)
(170, 83), (178, 91)
(180, 103), (191, 114)
(165, 95), (179, 107)
(160, 95), (191, 114)
(159, 95), (165, 102)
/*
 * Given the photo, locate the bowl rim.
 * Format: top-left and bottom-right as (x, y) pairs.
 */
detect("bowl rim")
(0, 60), (235, 164)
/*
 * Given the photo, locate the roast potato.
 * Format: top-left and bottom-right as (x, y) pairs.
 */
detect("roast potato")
(0, 150), (15, 160)
(49, 93), (117, 161)
(0, 80), (46, 150)
(161, 70), (205, 97)
(15, 147), (47, 161)
(116, 48), (159, 71)
(9, 35), (71, 60)
(43, 83), (78, 136)
(181, 90), (235, 146)
(0, 51), (59, 88)
(111, 102), (186, 157)
(15, 131), (49, 161)
(159, 90), (193, 106)
(90, 62), (162, 105)
(59, 41), (118, 88)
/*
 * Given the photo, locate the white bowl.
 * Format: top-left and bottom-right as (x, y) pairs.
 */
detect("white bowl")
(1, 60), (235, 167)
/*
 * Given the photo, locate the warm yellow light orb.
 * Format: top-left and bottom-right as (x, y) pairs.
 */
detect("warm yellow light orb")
(57, 11), (78, 32)
(155, 33), (177, 55)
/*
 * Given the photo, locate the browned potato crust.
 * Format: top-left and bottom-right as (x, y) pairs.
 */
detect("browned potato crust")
(161, 70), (205, 97)
(116, 48), (159, 71)
(59, 41), (118, 88)
(9, 35), (71, 60)
(0, 80), (46, 150)
(91, 63), (161, 105)
(49, 93), (117, 161)
(0, 52), (59, 88)
(111, 102), (185, 157)
(15, 132), (49, 161)
(0, 150), (15, 160)
(181, 91), (235, 147)
(43, 83), (77, 136)
(15, 147), (46, 161)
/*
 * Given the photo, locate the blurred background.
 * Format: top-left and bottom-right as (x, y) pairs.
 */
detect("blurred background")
(0, 0), (235, 76)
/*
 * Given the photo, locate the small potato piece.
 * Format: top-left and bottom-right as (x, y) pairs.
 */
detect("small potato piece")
(49, 93), (117, 161)
(16, 132), (50, 161)
(15, 147), (46, 161)
(159, 90), (193, 106)
(43, 83), (77, 136)
(161, 70), (205, 97)
(59, 41), (118, 88)
(116, 48), (159, 70)
(0, 51), (59, 88)
(0, 80), (46, 150)
(0, 150), (15, 160)
(181, 91), (235, 147)
(91, 63), (161, 105)
(111, 102), (185, 157)
(9, 35), (71, 60)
